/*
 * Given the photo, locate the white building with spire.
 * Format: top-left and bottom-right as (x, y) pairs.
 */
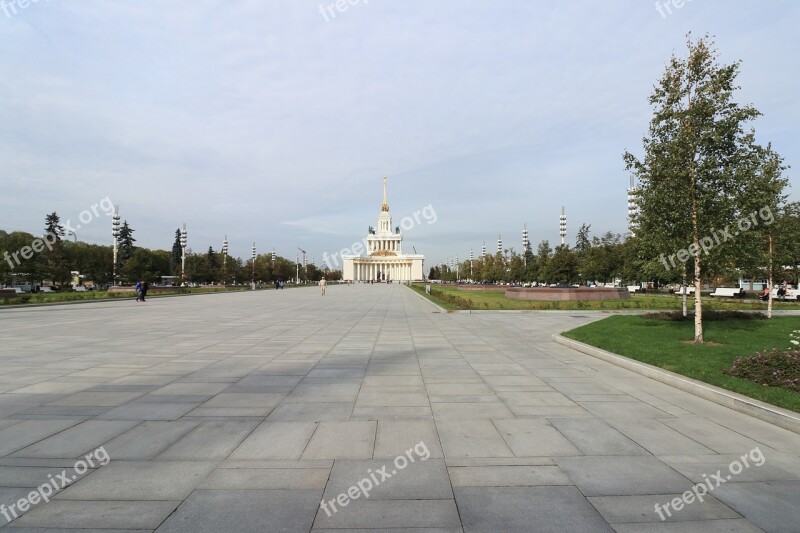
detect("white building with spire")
(342, 177), (425, 282)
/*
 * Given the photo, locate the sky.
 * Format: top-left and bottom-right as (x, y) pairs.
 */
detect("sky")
(1, 0), (798, 268)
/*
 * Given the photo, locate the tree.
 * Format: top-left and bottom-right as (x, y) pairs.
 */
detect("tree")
(736, 145), (790, 317)
(534, 240), (552, 282)
(170, 229), (182, 276)
(117, 221), (136, 262)
(44, 213), (65, 241)
(624, 35), (767, 343)
(42, 212), (69, 287)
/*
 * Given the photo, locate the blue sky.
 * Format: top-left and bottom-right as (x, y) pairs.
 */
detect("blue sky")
(1, 0), (798, 267)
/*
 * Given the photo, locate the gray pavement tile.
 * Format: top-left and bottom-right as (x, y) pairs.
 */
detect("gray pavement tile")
(604, 418), (715, 455)
(0, 420), (81, 457)
(588, 494), (740, 523)
(351, 406), (434, 419)
(10, 421), (139, 459)
(267, 402), (353, 422)
(149, 382), (232, 396)
(8, 500), (180, 529)
(555, 456), (693, 496)
(713, 480), (800, 533)
(45, 392), (144, 407)
(658, 452), (800, 483)
(54, 460), (217, 500)
(549, 417), (650, 456)
(373, 419), (443, 459)
(448, 465), (571, 487)
(579, 401), (676, 419)
(659, 417), (773, 455)
(454, 486), (613, 533)
(322, 459), (451, 500)
(301, 421), (376, 459)
(436, 420), (513, 459)
(313, 499), (461, 529)
(431, 402), (514, 420)
(198, 467), (329, 489)
(356, 391), (430, 407)
(95, 401), (199, 420)
(157, 420), (260, 460)
(229, 421), (318, 460)
(611, 519), (763, 532)
(155, 489), (320, 533)
(493, 419), (581, 457)
(99, 420), (199, 459)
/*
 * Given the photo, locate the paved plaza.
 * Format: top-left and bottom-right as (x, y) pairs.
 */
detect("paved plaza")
(0, 284), (799, 532)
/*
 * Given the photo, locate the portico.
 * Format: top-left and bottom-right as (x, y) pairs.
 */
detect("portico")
(342, 177), (424, 282)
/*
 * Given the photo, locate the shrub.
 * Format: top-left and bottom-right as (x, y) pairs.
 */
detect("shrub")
(643, 310), (767, 321)
(723, 349), (800, 392)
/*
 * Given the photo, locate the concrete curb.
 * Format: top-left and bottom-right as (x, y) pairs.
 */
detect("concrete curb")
(403, 285), (447, 313)
(553, 334), (800, 435)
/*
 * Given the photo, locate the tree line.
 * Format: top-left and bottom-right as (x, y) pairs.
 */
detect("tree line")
(1, 216), (340, 287)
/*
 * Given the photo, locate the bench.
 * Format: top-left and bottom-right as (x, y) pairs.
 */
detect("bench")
(626, 285), (640, 293)
(771, 288), (800, 301)
(710, 287), (744, 298)
(674, 287), (695, 295)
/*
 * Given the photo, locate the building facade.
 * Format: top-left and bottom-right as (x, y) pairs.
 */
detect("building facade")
(342, 178), (424, 282)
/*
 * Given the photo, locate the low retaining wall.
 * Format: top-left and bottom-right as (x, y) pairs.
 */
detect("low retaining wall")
(505, 287), (631, 301)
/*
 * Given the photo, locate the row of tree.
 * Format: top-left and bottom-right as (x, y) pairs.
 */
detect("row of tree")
(1, 217), (341, 287)
(431, 208), (800, 289)
(436, 35), (797, 343)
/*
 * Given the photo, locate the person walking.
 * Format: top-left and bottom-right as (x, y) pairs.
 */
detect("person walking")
(319, 277), (327, 296)
(135, 281), (142, 302)
(140, 281), (149, 302)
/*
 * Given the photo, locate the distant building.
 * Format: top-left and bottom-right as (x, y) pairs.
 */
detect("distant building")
(342, 177), (424, 282)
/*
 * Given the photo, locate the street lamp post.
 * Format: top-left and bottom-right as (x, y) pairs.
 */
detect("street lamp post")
(222, 235), (229, 286)
(251, 243), (256, 290)
(180, 224), (188, 284)
(111, 206), (120, 286)
(456, 254), (459, 283)
(295, 252), (300, 285)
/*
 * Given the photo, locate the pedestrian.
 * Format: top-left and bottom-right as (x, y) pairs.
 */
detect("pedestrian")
(141, 281), (149, 302)
(778, 279), (788, 301)
(280, 280), (284, 290)
(760, 284), (770, 302)
(319, 277), (327, 296)
(135, 280), (142, 302)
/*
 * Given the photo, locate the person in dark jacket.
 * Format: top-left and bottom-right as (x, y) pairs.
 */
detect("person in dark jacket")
(140, 281), (149, 302)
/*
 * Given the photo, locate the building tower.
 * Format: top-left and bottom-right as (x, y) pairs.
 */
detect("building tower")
(497, 235), (503, 255)
(481, 241), (486, 257)
(522, 223), (529, 266)
(627, 176), (639, 237)
(559, 206), (567, 245)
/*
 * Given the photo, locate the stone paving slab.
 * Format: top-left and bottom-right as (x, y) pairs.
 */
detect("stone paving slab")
(0, 285), (798, 531)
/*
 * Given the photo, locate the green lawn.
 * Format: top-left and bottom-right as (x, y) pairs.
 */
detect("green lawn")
(409, 283), (800, 311)
(563, 315), (800, 413)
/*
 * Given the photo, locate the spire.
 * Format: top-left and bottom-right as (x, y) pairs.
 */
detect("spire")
(381, 176), (389, 212)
